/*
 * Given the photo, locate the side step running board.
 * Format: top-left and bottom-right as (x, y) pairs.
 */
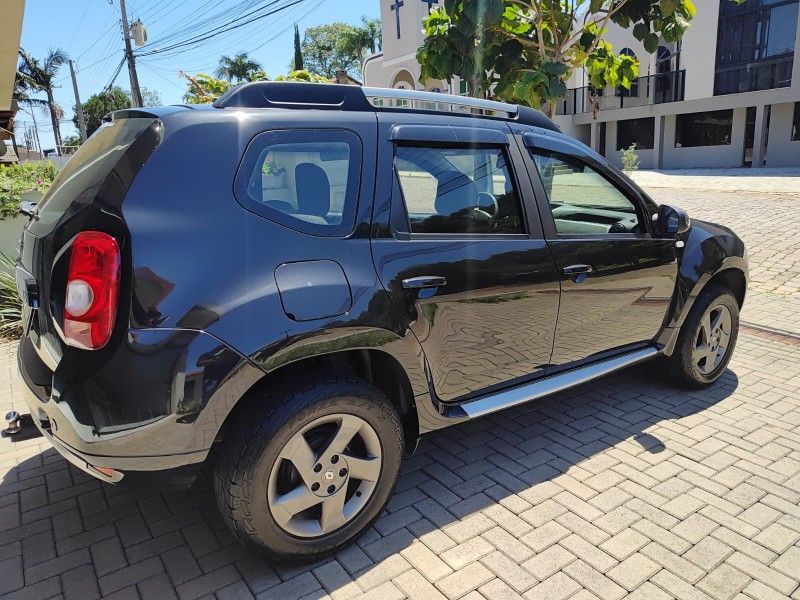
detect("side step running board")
(447, 347), (659, 419)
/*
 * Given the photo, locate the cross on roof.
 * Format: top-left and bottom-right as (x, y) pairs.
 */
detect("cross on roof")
(390, 0), (404, 39)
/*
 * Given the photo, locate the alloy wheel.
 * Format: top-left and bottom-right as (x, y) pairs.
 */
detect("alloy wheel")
(267, 413), (382, 538)
(692, 303), (733, 376)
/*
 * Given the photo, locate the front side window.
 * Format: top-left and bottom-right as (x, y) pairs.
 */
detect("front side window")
(394, 145), (525, 235)
(235, 130), (361, 236)
(530, 149), (641, 235)
(675, 110), (733, 148)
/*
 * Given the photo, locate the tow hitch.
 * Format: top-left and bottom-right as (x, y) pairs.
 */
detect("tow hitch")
(3, 411), (37, 437)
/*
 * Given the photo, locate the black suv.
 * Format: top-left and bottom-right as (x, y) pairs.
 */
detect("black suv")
(16, 83), (747, 562)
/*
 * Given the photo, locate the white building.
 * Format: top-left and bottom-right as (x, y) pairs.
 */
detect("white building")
(363, 0), (453, 92)
(363, 0), (800, 170)
(555, 0), (800, 169)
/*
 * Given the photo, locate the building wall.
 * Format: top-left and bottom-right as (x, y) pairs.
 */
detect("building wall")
(0, 0), (26, 112)
(590, 4), (722, 100)
(679, 3), (721, 100)
(767, 102), (800, 167)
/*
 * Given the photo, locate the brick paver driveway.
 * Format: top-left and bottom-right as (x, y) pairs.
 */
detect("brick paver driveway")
(1, 175), (799, 599)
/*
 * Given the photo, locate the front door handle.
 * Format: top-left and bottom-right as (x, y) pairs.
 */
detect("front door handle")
(563, 264), (593, 283)
(402, 276), (447, 289)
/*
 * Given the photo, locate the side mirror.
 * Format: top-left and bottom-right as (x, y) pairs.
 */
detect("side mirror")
(654, 204), (690, 237)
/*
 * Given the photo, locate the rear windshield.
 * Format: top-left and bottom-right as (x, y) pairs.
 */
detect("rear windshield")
(29, 117), (156, 236)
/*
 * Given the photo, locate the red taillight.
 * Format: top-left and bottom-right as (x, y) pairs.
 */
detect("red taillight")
(63, 231), (121, 350)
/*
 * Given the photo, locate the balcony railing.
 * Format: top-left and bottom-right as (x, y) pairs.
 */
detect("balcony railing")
(555, 70), (686, 116)
(714, 55), (794, 96)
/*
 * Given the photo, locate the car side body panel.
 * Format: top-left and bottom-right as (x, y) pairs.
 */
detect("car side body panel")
(15, 91), (748, 488)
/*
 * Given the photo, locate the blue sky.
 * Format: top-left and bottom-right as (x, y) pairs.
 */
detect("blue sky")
(18, 0), (379, 150)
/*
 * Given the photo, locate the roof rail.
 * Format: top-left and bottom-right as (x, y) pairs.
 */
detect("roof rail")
(363, 88), (517, 119)
(213, 82), (559, 131)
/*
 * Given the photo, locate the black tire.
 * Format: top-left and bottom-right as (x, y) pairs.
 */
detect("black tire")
(662, 284), (739, 389)
(214, 373), (404, 563)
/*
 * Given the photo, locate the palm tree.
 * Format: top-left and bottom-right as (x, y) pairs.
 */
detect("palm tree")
(360, 17), (382, 55)
(17, 48), (68, 153)
(344, 17), (382, 60)
(342, 17), (382, 78)
(215, 53), (263, 83)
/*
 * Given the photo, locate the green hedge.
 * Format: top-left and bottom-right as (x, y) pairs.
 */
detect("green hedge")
(0, 161), (58, 219)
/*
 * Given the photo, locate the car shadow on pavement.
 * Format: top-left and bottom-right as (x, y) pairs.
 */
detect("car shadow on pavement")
(0, 363), (739, 598)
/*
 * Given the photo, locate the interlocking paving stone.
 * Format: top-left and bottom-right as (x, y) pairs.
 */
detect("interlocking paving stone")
(2, 231), (800, 600)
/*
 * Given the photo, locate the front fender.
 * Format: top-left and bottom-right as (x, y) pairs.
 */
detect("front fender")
(657, 219), (747, 354)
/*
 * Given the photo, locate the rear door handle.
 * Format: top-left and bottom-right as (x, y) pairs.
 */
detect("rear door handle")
(402, 276), (447, 289)
(563, 264), (593, 283)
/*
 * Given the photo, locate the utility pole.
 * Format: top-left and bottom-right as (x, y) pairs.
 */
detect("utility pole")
(119, 0), (143, 107)
(69, 60), (88, 142)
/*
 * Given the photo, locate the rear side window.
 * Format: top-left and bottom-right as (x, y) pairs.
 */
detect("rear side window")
(394, 145), (525, 235)
(235, 129), (362, 236)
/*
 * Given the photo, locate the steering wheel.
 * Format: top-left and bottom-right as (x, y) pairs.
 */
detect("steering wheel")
(469, 192), (499, 223)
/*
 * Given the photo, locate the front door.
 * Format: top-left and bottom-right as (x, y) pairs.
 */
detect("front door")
(519, 131), (678, 367)
(370, 114), (560, 402)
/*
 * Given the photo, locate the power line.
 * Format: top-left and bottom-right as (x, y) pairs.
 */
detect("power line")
(67, 0), (93, 49)
(144, 0), (273, 48)
(137, 0), (306, 58)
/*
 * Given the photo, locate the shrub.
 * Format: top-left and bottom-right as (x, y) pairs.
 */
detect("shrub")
(619, 143), (641, 172)
(0, 253), (22, 338)
(0, 161), (58, 219)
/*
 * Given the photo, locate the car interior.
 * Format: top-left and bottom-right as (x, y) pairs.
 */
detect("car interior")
(532, 149), (641, 235)
(394, 145), (525, 234)
(248, 142), (351, 226)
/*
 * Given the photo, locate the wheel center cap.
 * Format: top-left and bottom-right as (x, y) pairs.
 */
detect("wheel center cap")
(311, 456), (349, 497)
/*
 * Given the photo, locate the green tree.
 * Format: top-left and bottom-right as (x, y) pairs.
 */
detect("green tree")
(74, 87), (131, 136)
(417, 0), (742, 116)
(183, 70), (269, 104)
(275, 69), (329, 83)
(61, 134), (83, 149)
(343, 16), (382, 62)
(141, 87), (162, 107)
(215, 52), (263, 83)
(16, 48), (69, 151)
(183, 73), (230, 104)
(293, 23), (304, 71)
(302, 22), (361, 78)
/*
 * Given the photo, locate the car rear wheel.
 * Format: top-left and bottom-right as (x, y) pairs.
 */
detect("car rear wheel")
(214, 375), (404, 563)
(663, 284), (739, 388)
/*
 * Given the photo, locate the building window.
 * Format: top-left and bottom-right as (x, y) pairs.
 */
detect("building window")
(617, 118), (655, 150)
(793, 103), (800, 141)
(714, 0), (798, 95)
(675, 110), (734, 148)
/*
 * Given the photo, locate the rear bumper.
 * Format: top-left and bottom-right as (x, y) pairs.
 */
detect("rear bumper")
(17, 327), (263, 484)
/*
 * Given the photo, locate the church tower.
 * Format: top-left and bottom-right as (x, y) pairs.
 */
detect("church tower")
(363, 0), (452, 93)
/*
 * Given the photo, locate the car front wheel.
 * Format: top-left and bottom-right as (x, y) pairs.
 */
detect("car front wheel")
(214, 375), (404, 562)
(663, 284), (740, 388)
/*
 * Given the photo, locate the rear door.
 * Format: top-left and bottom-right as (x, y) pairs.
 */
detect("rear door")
(515, 128), (678, 367)
(370, 113), (560, 403)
